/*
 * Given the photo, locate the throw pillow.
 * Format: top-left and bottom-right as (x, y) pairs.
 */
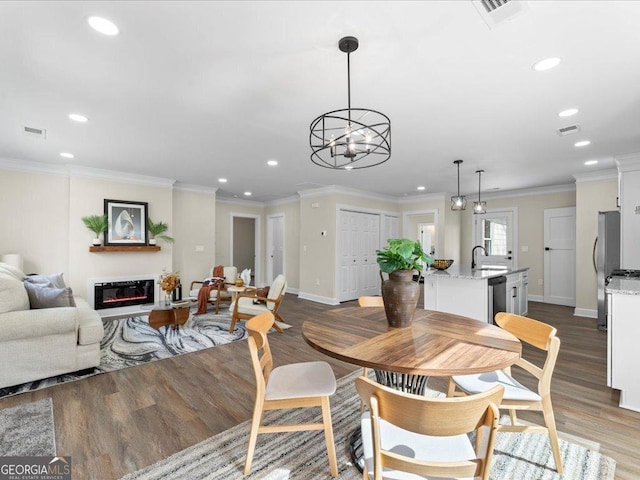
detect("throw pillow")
(24, 272), (66, 289)
(24, 281), (76, 309)
(0, 273), (30, 313)
(253, 287), (270, 305)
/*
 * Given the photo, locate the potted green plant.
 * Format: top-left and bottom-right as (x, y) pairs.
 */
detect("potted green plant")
(82, 214), (108, 246)
(376, 238), (433, 327)
(147, 219), (174, 245)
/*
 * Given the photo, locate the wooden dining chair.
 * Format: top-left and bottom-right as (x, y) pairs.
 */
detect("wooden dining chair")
(244, 312), (338, 477)
(356, 375), (504, 480)
(356, 296), (384, 410)
(447, 312), (563, 474)
(358, 296), (384, 307)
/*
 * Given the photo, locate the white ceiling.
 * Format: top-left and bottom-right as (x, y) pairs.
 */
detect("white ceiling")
(2, 1), (640, 202)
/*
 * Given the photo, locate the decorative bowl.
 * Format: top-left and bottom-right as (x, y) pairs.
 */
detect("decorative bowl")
(432, 259), (454, 270)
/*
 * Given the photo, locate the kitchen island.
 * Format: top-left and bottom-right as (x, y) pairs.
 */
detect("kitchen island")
(424, 265), (529, 323)
(606, 277), (640, 412)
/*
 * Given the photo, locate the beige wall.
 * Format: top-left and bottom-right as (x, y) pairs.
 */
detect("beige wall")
(215, 201), (265, 284)
(460, 189), (576, 298)
(68, 176), (173, 298)
(265, 200), (300, 290)
(172, 189), (216, 289)
(0, 169), (70, 275)
(575, 178), (618, 312)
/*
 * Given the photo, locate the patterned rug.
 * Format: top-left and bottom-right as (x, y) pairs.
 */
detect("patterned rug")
(0, 310), (287, 399)
(120, 370), (616, 480)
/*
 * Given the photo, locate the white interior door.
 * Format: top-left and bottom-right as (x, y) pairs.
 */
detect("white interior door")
(338, 210), (380, 302)
(266, 214), (285, 284)
(474, 210), (515, 269)
(544, 207), (576, 306)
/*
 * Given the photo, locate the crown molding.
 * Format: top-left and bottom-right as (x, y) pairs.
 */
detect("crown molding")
(479, 183), (575, 200)
(265, 195), (299, 207)
(0, 157), (69, 176)
(616, 152), (640, 172)
(172, 181), (218, 194)
(397, 192), (448, 204)
(67, 165), (175, 187)
(298, 185), (398, 202)
(216, 197), (265, 207)
(573, 169), (618, 183)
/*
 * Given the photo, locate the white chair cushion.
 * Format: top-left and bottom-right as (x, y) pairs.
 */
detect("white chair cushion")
(361, 411), (476, 480)
(265, 361), (336, 400)
(452, 370), (541, 402)
(189, 287), (232, 299)
(223, 266), (238, 283)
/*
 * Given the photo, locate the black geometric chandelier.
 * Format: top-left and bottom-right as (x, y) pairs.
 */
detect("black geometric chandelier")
(473, 169), (487, 214)
(450, 159), (467, 211)
(309, 36), (391, 170)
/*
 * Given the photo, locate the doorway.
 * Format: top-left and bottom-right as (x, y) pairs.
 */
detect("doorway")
(266, 214), (285, 284)
(543, 207), (576, 306)
(231, 214), (261, 286)
(473, 209), (516, 269)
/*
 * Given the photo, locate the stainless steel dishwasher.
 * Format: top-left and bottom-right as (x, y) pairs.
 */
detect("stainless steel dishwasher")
(487, 276), (507, 324)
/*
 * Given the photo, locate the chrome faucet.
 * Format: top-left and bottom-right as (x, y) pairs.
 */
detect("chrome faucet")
(471, 245), (487, 269)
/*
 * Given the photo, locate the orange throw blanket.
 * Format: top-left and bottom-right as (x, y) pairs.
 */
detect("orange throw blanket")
(195, 265), (225, 315)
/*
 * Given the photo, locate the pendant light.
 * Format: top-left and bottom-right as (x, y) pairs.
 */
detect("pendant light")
(473, 170), (487, 214)
(309, 36), (391, 169)
(450, 159), (467, 211)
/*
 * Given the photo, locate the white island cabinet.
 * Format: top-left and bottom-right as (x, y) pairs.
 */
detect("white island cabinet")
(607, 277), (640, 412)
(424, 266), (529, 323)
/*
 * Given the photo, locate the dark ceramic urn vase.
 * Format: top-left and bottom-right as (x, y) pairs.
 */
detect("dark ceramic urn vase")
(381, 269), (420, 327)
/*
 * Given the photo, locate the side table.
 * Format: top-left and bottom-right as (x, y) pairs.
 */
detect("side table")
(142, 303), (190, 331)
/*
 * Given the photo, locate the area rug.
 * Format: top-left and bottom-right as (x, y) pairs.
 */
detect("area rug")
(0, 398), (56, 456)
(0, 310), (289, 399)
(119, 370), (616, 480)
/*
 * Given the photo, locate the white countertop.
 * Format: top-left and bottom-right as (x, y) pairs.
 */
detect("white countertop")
(424, 265), (529, 280)
(606, 277), (640, 295)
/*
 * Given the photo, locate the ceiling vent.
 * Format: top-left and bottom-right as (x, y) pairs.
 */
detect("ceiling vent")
(557, 125), (581, 136)
(23, 126), (46, 139)
(472, 0), (529, 29)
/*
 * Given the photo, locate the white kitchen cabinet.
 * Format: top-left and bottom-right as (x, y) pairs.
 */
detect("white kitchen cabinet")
(607, 288), (640, 412)
(506, 271), (528, 316)
(618, 161), (640, 269)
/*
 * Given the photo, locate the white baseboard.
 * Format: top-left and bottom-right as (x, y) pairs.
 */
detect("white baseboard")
(285, 287), (299, 295)
(528, 294), (543, 302)
(297, 291), (340, 305)
(574, 308), (597, 319)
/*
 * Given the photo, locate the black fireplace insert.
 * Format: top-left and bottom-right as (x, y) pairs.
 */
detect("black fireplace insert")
(94, 279), (155, 310)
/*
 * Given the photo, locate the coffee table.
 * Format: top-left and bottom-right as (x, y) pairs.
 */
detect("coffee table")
(141, 302), (190, 330)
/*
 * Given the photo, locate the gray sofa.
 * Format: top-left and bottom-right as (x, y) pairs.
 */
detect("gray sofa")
(0, 262), (104, 389)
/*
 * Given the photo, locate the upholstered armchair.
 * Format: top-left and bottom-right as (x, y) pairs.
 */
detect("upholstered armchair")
(229, 274), (287, 333)
(189, 266), (238, 314)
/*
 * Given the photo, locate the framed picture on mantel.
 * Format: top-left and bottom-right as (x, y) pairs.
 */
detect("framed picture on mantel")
(104, 199), (149, 246)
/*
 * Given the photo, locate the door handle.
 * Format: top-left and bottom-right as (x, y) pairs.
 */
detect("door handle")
(545, 247), (551, 251)
(593, 237), (598, 273)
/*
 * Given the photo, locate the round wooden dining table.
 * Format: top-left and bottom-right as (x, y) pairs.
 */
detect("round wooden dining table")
(302, 305), (522, 472)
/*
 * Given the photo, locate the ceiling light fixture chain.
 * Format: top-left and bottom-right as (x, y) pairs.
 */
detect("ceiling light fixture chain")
(309, 36), (391, 169)
(451, 159), (467, 211)
(473, 169), (487, 214)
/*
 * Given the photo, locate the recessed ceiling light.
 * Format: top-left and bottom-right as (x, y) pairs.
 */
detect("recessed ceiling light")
(69, 113), (89, 123)
(218, 178), (227, 183)
(60, 152), (74, 159)
(575, 140), (591, 147)
(267, 160), (278, 166)
(344, 165), (354, 170)
(584, 160), (598, 166)
(244, 191), (252, 196)
(532, 57), (561, 71)
(558, 108), (579, 118)
(417, 186), (426, 191)
(88, 16), (119, 36)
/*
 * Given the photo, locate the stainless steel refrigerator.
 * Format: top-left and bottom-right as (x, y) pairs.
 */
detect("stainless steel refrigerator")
(594, 210), (620, 331)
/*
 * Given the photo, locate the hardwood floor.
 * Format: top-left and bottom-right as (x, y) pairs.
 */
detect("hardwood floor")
(1, 297), (638, 479)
